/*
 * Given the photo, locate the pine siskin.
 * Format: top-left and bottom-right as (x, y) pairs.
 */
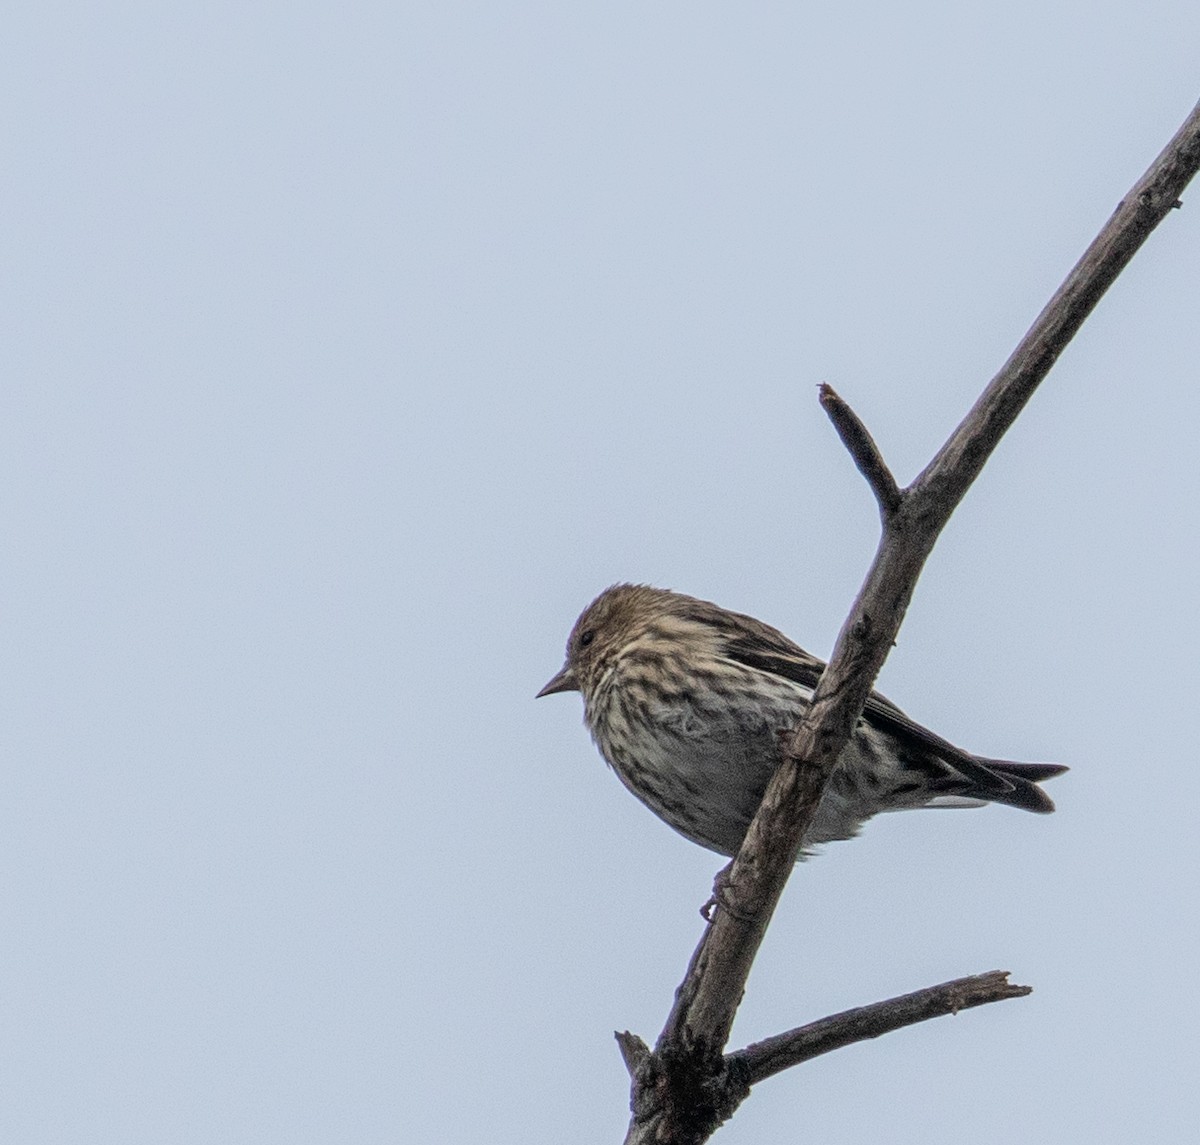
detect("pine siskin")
(538, 584), (1065, 858)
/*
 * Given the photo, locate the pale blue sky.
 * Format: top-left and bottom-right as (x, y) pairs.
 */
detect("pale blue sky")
(3, 4), (1199, 1142)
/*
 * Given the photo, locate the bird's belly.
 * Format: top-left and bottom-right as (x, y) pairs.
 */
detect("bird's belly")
(596, 699), (926, 857)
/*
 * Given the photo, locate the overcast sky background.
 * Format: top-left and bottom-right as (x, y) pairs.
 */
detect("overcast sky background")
(3, 4), (1199, 1143)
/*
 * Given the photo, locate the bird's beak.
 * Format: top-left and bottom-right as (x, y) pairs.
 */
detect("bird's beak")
(536, 664), (578, 698)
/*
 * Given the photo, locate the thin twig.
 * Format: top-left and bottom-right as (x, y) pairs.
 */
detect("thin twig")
(818, 383), (902, 516)
(733, 971), (1030, 1085)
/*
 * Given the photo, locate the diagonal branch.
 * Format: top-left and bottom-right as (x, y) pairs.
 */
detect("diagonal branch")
(732, 971), (1031, 1085)
(623, 97), (1200, 1145)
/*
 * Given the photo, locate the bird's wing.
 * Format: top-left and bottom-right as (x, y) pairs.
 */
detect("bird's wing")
(855, 694), (1014, 795)
(720, 633), (1015, 796)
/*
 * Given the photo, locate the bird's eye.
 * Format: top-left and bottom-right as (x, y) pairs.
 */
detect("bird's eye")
(579, 629), (595, 648)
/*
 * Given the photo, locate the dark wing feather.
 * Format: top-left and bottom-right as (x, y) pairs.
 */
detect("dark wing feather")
(719, 631), (1016, 797)
(856, 697), (1015, 795)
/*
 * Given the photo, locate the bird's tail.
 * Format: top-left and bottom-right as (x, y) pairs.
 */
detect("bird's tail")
(976, 760), (1069, 814)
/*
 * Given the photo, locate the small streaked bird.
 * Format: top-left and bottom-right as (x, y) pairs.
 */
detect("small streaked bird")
(538, 584), (1066, 858)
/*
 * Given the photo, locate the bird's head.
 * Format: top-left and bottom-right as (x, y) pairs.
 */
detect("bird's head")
(537, 583), (675, 699)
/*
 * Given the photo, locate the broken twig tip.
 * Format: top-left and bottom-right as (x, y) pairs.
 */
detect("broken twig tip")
(818, 388), (902, 516)
(615, 1030), (651, 1076)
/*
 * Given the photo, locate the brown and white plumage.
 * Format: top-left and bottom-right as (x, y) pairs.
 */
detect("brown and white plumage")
(539, 584), (1066, 858)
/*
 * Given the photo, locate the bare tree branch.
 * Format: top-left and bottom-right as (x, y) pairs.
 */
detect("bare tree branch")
(621, 98), (1200, 1145)
(818, 383), (902, 516)
(733, 971), (1031, 1085)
